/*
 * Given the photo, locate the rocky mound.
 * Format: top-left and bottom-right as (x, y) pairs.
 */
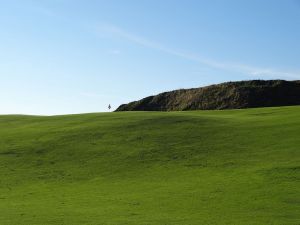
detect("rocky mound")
(116, 80), (300, 111)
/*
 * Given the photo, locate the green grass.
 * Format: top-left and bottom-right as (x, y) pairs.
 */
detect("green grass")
(0, 106), (299, 225)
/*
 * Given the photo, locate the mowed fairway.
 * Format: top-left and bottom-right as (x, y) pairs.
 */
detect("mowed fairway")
(0, 107), (299, 225)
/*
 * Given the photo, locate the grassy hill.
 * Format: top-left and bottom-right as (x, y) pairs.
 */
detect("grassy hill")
(116, 80), (300, 111)
(0, 106), (299, 225)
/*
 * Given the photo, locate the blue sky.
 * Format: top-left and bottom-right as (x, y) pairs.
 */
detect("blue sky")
(1, 0), (300, 115)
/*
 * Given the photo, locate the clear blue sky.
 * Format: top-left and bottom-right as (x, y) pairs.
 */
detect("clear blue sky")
(1, 0), (300, 115)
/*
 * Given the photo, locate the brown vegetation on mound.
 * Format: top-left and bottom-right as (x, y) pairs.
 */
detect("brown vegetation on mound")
(116, 80), (300, 111)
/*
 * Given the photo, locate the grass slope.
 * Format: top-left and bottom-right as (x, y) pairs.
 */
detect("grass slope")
(0, 106), (299, 225)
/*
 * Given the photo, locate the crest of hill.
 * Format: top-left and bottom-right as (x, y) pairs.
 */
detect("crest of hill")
(116, 80), (300, 111)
